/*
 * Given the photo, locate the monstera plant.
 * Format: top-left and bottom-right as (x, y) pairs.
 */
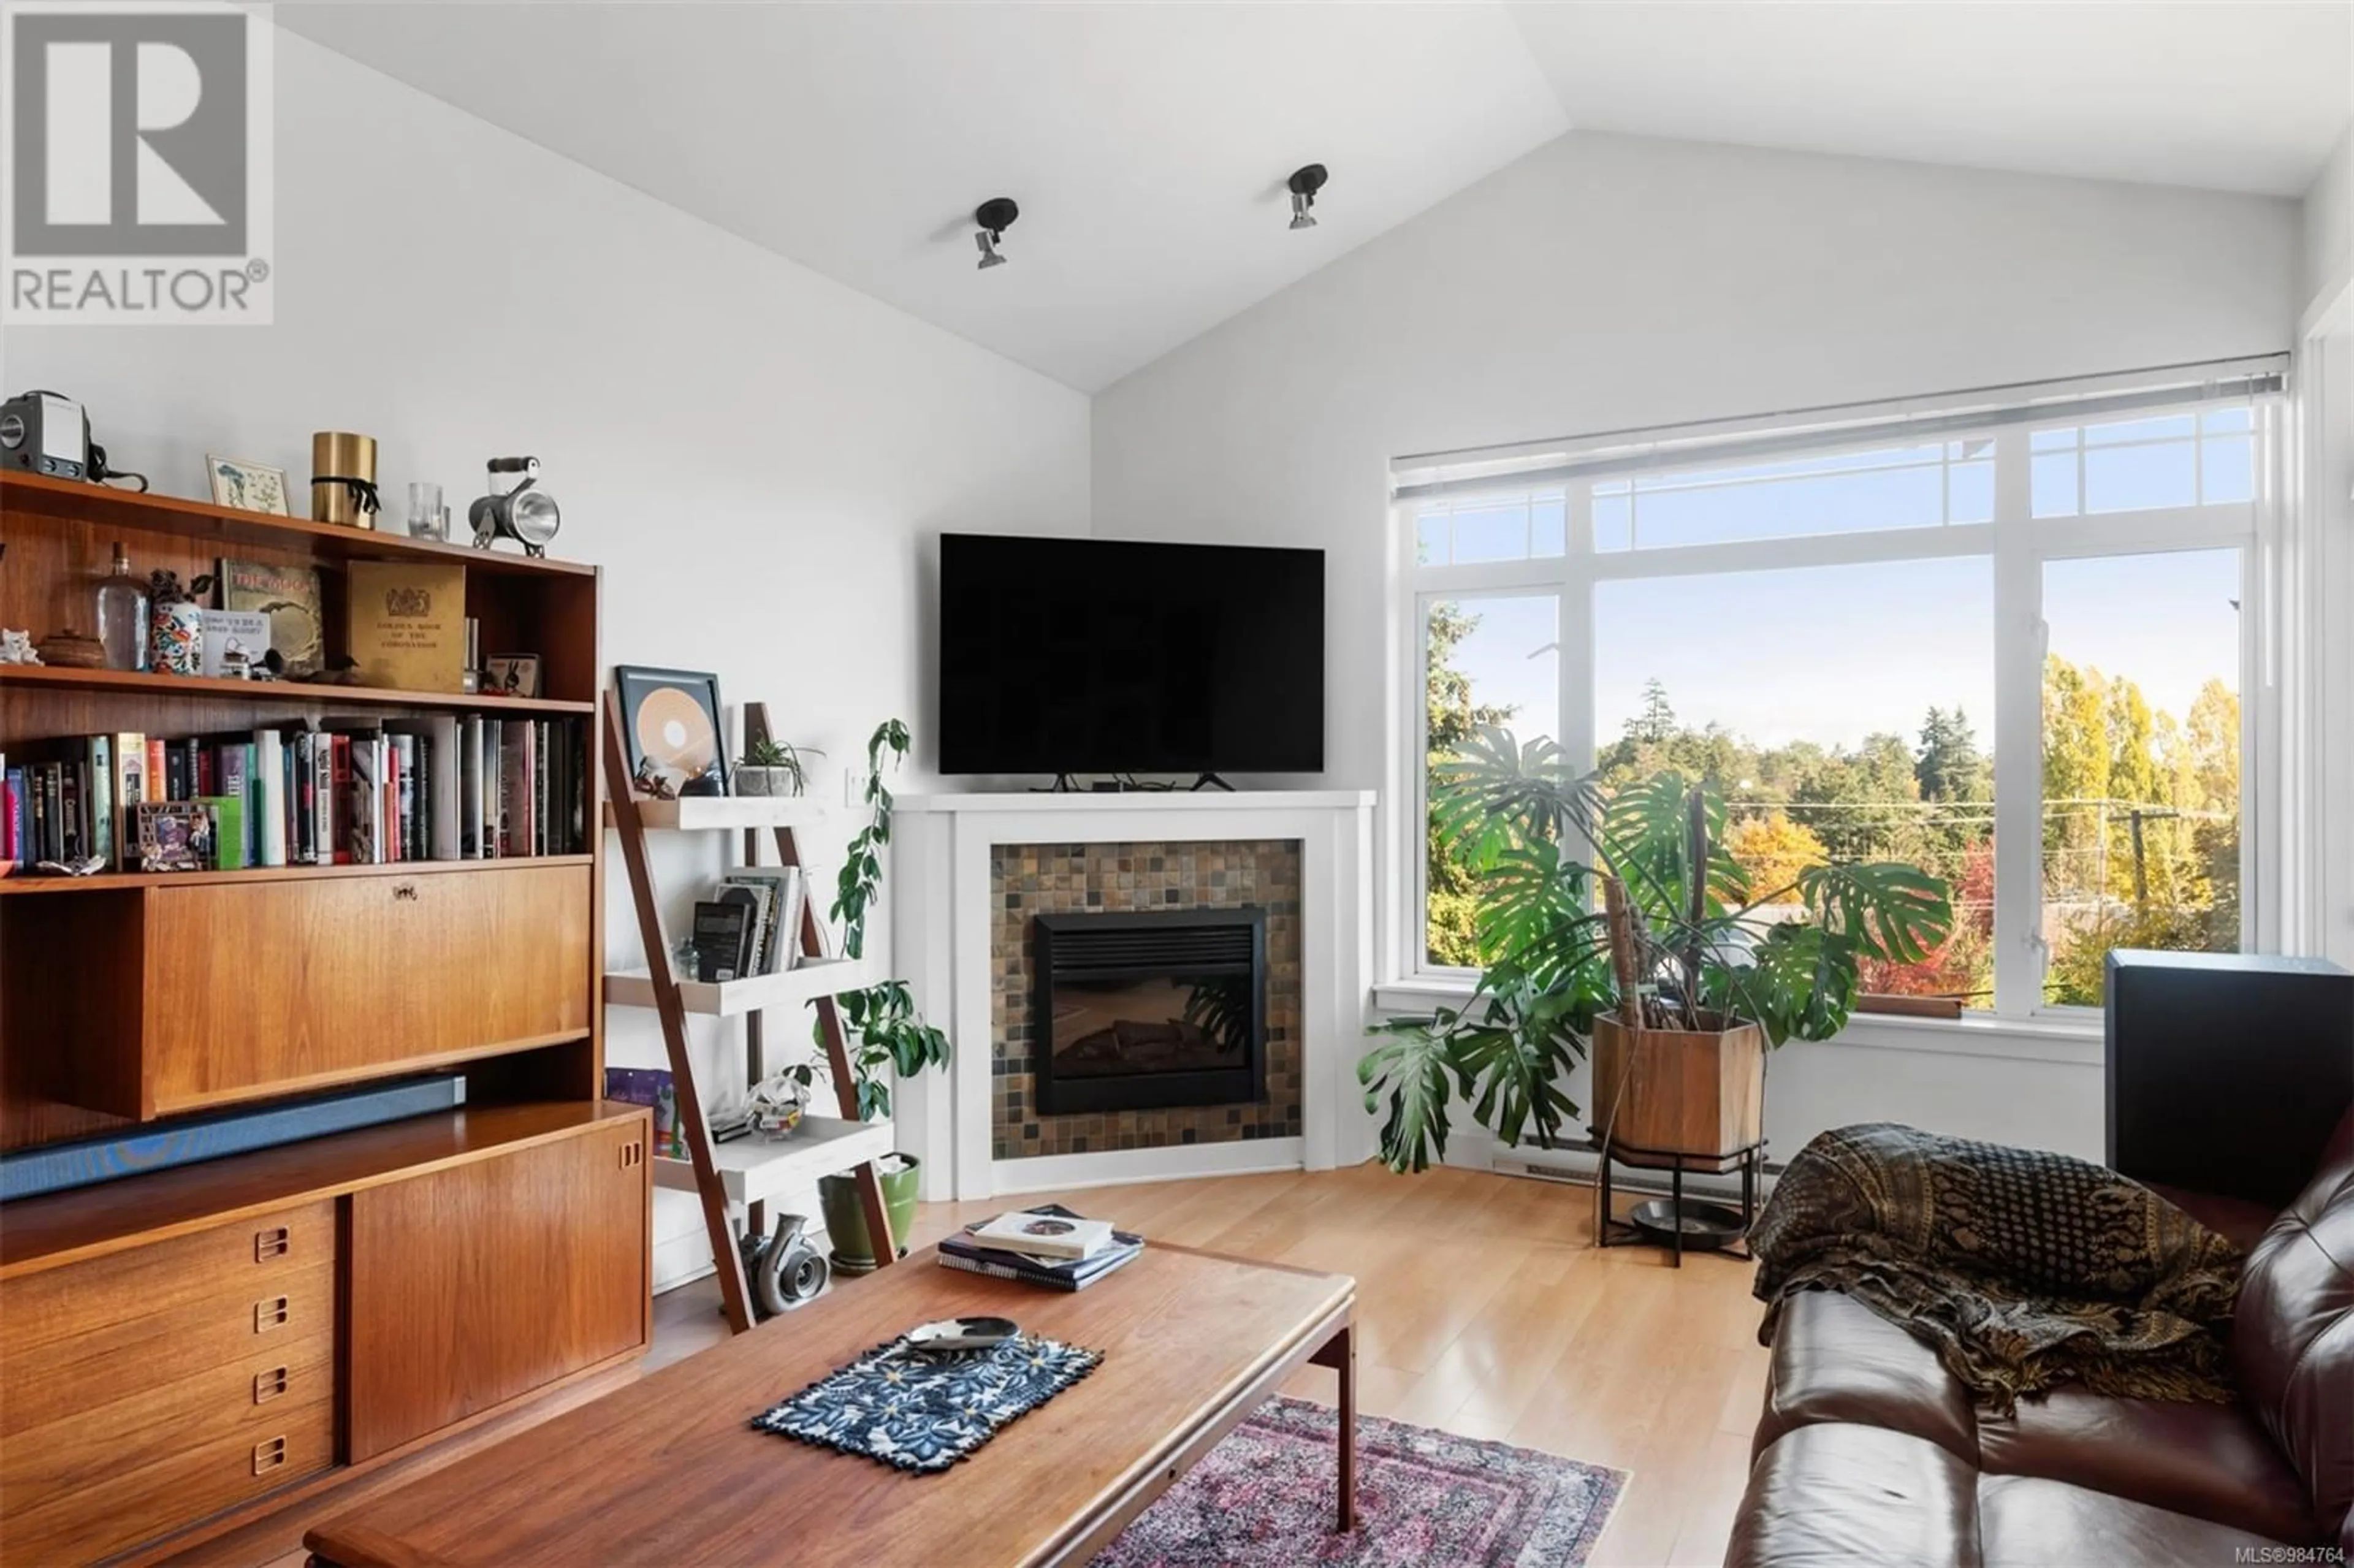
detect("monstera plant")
(1362, 726), (1954, 1173)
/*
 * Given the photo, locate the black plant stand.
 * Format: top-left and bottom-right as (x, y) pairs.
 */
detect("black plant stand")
(1591, 1133), (1767, 1268)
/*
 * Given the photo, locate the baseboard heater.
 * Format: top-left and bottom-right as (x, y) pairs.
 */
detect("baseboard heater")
(2, 1074), (467, 1201)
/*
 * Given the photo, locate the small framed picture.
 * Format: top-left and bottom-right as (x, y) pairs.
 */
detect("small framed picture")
(486, 654), (542, 699)
(207, 456), (292, 516)
(135, 801), (213, 872)
(613, 665), (726, 797)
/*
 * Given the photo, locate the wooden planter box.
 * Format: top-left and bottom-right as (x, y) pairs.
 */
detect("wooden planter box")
(1590, 1011), (1764, 1163)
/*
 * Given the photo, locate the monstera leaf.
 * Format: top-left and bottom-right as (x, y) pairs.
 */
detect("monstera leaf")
(1471, 838), (1580, 959)
(1797, 861), (1954, 965)
(1595, 771), (1749, 921)
(1449, 975), (1588, 1153)
(1430, 725), (1594, 866)
(1363, 978), (1590, 1174)
(1731, 923), (1861, 1046)
(1358, 1011), (1471, 1174)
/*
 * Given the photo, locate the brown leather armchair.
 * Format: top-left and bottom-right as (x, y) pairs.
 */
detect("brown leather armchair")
(1727, 1112), (2354, 1567)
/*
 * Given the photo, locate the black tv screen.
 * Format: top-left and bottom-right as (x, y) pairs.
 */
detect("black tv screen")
(937, 533), (1324, 777)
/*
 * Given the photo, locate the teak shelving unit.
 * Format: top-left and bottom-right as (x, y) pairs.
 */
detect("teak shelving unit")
(0, 470), (647, 1564)
(603, 700), (901, 1336)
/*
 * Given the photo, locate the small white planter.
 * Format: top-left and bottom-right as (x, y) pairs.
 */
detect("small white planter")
(733, 766), (803, 798)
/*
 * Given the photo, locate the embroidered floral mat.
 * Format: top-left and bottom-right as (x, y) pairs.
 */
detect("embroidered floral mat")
(750, 1333), (1103, 1473)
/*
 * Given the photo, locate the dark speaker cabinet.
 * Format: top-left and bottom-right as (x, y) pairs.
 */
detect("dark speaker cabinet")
(2105, 950), (2354, 1208)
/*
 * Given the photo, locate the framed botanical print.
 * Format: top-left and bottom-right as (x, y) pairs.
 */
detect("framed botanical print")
(207, 456), (292, 515)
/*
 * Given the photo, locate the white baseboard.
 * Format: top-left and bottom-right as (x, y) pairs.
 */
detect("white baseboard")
(652, 1228), (717, 1295)
(991, 1136), (1306, 1195)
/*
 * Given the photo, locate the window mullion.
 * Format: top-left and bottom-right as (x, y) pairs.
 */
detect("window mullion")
(1990, 427), (2044, 1018)
(1564, 487), (1596, 777)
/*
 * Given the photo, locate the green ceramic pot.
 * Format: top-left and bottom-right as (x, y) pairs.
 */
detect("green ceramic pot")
(817, 1154), (921, 1270)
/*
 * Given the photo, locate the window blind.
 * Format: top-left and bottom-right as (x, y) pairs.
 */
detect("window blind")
(1392, 356), (2288, 502)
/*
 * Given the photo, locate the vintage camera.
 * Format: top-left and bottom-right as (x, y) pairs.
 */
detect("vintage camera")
(0, 390), (91, 479)
(740, 1213), (828, 1319)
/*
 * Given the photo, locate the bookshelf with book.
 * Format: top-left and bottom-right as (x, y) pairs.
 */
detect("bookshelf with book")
(0, 470), (644, 1564)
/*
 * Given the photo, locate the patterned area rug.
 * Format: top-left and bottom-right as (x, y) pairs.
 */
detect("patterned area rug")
(1094, 1396), (1626, 1567)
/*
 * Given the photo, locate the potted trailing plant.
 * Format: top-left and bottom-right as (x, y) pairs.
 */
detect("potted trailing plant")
(807, 719), (949, 1268)
(1361, 726), (1954, 1173)
(733, 736), (822, 797)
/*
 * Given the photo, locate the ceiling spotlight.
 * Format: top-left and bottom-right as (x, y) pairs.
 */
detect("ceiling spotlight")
(1287, 164), (1328, 230)
(974, 197), (1019, 270)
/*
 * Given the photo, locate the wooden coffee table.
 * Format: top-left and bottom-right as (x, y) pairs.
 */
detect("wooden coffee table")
(305, 1242), (1355, 1567)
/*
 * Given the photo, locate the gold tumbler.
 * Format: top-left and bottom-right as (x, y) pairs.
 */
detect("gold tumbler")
(311, 431), (379, 529)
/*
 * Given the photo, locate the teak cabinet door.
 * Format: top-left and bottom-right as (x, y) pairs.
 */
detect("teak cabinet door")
(346, 1117), (649, 1462)
(143, 864), (592, 1113)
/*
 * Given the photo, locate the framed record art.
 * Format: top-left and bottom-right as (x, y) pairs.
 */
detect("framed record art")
(614, 665), (728, 797)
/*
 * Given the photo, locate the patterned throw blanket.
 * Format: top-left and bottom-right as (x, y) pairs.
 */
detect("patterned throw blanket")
(1750, 1122), (2245, 1414)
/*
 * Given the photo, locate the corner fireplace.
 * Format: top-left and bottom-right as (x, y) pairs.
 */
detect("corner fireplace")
(1031, 908), (1267, 1115)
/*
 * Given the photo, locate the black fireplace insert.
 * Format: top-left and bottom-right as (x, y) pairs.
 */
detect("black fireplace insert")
(1030, 908), (1267, 1116)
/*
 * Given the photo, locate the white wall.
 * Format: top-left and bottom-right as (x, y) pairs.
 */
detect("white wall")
(1095, 129), (2301, 1160)
(2295, 122), (2353, 970)
(2, 23), (1091, 1283)
(2303, 123), (2353, 325)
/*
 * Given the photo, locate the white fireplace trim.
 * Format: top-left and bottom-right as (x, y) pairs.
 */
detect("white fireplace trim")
(888, 791), (1378, 1202)
(992, 1137), (1308, 1197)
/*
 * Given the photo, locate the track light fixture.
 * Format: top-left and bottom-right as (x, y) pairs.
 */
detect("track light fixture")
(1287, 164), (1328, 230)
(974, 197), (1019, 270)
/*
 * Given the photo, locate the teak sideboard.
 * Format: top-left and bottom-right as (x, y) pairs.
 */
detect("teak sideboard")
(0, 470), (647, 1562)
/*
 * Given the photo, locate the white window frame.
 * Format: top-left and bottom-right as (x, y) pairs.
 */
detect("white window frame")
(1392, 368), (2283, 1028)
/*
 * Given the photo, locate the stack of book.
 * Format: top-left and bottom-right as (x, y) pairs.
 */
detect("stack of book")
(0, 717), (590, 875)
(937, 1203), (1143, 1292)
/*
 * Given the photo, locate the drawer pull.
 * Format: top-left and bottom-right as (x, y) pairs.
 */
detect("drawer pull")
(254, 1225), (292, 1261)
(253, 1435), (288, 1475)
(254, 1365), (290, 1404)
(254, 1295), (291, 1332)
(392, 881), (419, 901)
(619, 1139), (644, 1170)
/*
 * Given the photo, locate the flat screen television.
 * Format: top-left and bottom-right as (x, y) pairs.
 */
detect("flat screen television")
(937, 533), (1325, 778)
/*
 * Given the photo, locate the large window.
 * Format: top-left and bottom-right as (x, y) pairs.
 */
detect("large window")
(1401, 368), (2275, 1019)
(2039, 549), (2242, 1005)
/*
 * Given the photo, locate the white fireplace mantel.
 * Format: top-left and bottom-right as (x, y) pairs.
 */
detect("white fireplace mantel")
(888, 790), (1377, 1201)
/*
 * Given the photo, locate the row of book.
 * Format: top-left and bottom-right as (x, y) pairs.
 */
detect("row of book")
(690, 866), (810, 981)
(0, 716), (590, 874)
(935, 1204), (1143, 1293)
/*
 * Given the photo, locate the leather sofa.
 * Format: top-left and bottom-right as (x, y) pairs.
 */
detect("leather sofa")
(1727, 1113), (2354, 1567)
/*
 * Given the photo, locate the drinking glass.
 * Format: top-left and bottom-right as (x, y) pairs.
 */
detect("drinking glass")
(408, 481), (448, 541)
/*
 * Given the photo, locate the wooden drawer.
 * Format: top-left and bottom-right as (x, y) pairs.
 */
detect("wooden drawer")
(4, 1259), (335, 1436)
(2, 1328), (333, 1499)
(140, 864), (592, 1113)
(0, 1390), (333, 1564)
(1, 1200), (333, 1362)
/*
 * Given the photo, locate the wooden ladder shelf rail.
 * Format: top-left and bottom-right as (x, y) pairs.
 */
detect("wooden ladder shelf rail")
(600, 695), (897, 1335)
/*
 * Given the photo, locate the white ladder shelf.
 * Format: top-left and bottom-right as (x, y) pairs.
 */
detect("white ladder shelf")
(600, 695), (900, 1334)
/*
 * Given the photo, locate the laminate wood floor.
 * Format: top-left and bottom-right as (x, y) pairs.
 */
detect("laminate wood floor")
(200, 1165), (1767, 1568)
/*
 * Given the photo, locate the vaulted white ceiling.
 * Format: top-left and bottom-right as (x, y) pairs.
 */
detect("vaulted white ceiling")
(279, 1), (2350, 394)
(1509, 1), (2351, 201)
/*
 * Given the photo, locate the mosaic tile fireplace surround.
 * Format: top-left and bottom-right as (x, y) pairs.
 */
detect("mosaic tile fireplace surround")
(889, 789), (1373, 1200)
(991, 840), (1303, 1161)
